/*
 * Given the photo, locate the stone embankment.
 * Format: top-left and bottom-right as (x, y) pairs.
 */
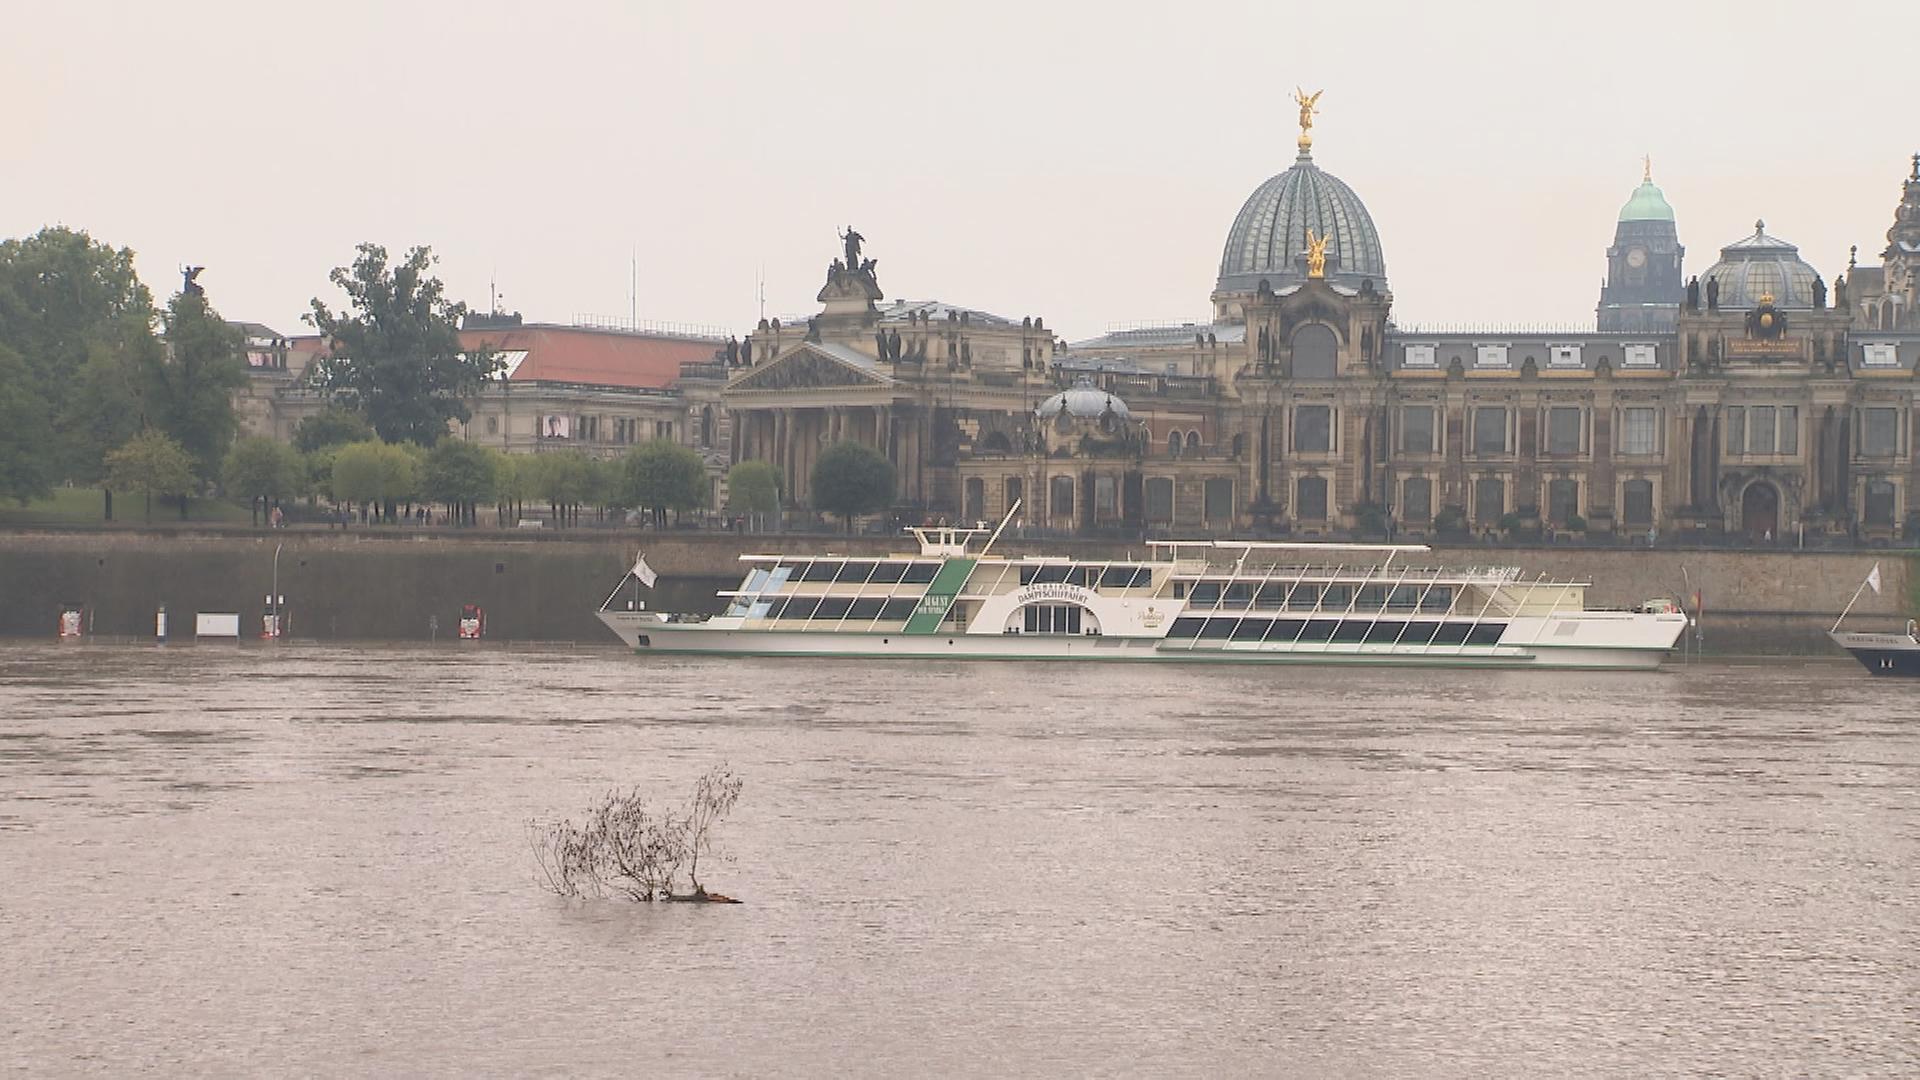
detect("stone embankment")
(0, 528), (1905, 653)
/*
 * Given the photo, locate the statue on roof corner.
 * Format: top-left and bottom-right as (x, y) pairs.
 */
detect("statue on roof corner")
(840, 227), (864, 270)
(182, 266), (204, 297)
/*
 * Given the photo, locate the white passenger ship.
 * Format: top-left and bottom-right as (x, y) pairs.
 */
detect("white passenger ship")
(597, 506), (1686, 670)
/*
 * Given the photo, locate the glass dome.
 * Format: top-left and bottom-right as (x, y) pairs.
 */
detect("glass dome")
(1698, 221), (1821, 309)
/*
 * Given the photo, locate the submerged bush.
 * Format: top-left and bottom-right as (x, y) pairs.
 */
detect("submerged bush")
(530, 764), (743, 901)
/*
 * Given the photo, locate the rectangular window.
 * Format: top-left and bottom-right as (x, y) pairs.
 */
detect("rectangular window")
(1780, 406), (1798, 455)
(1624, 344), (1658, 367)
(1402, 344), (1437, 368)
(1863, 343), (1899, 367)
(1401, 406), (1435, 453)
(1293, 405), (1332, 452)
(1474, 407), (1507, 455)
(1204, 478), (1234, 524)
(1863, 408), (1899, 457)
(1621, 408), (1657, 455)
(1548, 478), (1579, 523)
(1749, 406), (1776, 454)
(1866, 480), (1897, 525)
(1622, 479), (1654, 525)
(1476, 344), (1509, 369)
(1474, 477), (1505, 522)
(1726, 407), (1745, 455)
(1550, 345), (1582, 368)
(1401, 477), (1432, 521)
(1546, 407), (1581, 455)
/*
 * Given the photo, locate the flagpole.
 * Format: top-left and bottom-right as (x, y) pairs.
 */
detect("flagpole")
(1831, 566), (1877, 632)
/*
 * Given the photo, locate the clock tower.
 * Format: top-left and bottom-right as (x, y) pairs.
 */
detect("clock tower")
(1597, 159), (1685, 331)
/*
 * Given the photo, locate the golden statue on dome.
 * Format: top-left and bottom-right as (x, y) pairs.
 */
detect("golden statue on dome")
(1293, 88), (1323, 152)
(1305, 228), (1330, 278)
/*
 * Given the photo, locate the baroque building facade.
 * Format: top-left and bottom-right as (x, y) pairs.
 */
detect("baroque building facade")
(725, 106), (1920, 543)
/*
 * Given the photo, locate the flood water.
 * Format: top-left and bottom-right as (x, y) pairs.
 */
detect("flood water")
(1, 643), (1916, 1077)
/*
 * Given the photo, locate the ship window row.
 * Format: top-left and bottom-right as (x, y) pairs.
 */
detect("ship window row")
(786, 560), (941, 584)
(1176, 582), (1454, 613)
(1166, 618), (1505, 645)
(1016, 564), (1154, 588)
(763, 597), (920, 621)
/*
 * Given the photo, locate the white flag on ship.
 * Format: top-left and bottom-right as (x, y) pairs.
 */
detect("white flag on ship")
(1866, 562), (1882, 595)
(631, 553), (658, 588)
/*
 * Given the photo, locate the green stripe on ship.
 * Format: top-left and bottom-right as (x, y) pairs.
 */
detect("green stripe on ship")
(902, 557), (975, 634)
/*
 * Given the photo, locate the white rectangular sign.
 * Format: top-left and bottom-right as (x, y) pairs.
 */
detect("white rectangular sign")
(195, 613), (241, 638)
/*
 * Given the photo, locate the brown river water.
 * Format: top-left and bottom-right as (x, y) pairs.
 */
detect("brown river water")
(1, 643), (1916, 1077)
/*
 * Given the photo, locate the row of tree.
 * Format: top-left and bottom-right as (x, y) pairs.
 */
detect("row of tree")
(0, 228), (248, 509)
(0, 225), (900, 529)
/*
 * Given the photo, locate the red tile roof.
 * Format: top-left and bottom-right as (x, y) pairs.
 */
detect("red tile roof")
(459, 325), (718, 390)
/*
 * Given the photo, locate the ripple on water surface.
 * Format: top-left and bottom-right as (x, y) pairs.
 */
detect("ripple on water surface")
(0, 642), (1916, 1077)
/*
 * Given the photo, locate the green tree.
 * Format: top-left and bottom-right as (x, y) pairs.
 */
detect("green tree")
(810, 441), (894, 532)
(330, 440), (417, 523)
(0, 227), (161, 505)
(496, 453), (535, 525)
(0, 343), (55, 505)
(529, 449), (592, 527)
(587, 455), (625, 524)
(622, 441), (707, 526)
(293, 404), (374, 453)
(421, 438), (499, 526)
(222, 436), (305, 526)
(150, 289), (247, 481)
(726, 460), (781, 531)
(104, 430), (195, 522)
(306, 244), (499, 446)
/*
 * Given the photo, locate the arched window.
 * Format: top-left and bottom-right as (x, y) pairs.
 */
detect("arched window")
(1185, 430), (1202, 452)
(1049, 475), (1075, 519)
(700, 405), (715, 448)
(1167, 430), (1182, 457)
(1296, 476), (1328, 520)
(1292, 324), (1338, 379)
(1230, 432), (1246, 458)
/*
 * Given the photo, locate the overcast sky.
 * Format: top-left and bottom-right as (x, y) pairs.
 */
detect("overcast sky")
(6, 0), (1916, 341)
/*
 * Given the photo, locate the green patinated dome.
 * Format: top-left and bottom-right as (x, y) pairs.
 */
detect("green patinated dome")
(1618, 179), (1675, 223)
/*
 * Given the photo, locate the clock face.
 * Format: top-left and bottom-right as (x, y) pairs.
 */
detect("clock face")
(1626, 247), (1647, 269)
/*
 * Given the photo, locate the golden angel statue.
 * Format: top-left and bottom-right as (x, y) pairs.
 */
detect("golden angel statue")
(1305, 228), (1330, 278)
(1293, 88), (1323, 134)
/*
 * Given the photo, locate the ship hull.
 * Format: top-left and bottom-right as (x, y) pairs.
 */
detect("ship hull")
(598, 611), (1680, 670)
(1829, 630), (1920, 676)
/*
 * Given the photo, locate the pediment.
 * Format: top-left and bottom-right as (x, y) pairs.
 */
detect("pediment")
(726, 344), (892, 393)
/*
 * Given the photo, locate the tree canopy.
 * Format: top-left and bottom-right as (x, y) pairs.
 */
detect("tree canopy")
(0, 343), (55, 504)
(810, 442), (894, 530)
(0, 227), (161, 483)
(622, 441), (707, 524)
(307, 244), (499, 446)
(104, 430), (195, 522)
(222, 436), (304, 512)
(726, 460), (781, 525)
(293, 404), (375, 453)
(421, 438), (499, 524)
(150, 288), (247, 481)
(330, 440), (418, 520)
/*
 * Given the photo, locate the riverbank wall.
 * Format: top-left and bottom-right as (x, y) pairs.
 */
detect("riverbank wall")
(0, 528), (1907, 653)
